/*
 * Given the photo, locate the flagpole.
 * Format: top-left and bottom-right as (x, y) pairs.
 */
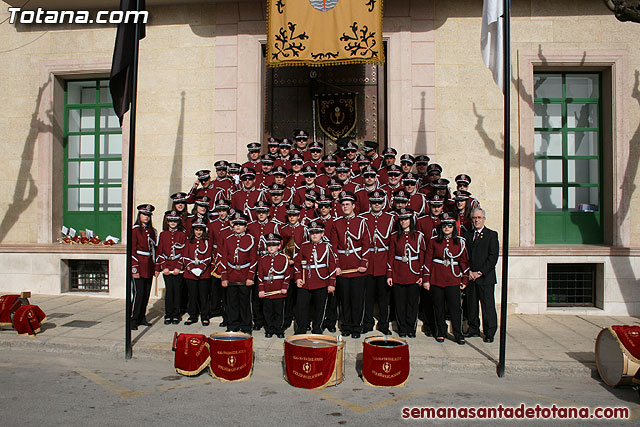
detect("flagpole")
(497, 0), (511, 378)
(125, 0), (143, 360)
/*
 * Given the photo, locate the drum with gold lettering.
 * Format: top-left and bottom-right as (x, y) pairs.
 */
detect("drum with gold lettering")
(595, 326), (640, 387)
(362, 336), (410, 387)
(208, 332), (253, 382)
(284, 334), (344, 389)
(172, 333), (211, 377)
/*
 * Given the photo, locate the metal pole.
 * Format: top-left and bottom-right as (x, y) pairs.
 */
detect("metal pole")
(125, 0), (143, 360)
(497, 0), (511, 378)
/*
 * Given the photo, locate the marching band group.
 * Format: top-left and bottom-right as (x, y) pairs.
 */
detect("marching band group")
(131, 130), (498, 345)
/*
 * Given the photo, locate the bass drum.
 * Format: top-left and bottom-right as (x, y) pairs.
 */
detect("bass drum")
(595, 328), (640, 387)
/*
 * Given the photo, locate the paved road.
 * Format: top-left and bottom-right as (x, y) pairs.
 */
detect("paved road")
(0, 349), (637, 426)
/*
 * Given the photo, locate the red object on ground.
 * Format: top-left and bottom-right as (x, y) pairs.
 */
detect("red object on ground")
(0, 295), (21, 325)
(362, 337), (410, 387)
(172, 333), (211, 376)
(611, 325), (640, 360)
(12, 305), (47, 336)
(208, 333), (253, 382)
(284, 341), (338, 389)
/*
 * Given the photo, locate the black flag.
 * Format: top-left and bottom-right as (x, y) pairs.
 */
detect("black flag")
(109, 0), (146, 126)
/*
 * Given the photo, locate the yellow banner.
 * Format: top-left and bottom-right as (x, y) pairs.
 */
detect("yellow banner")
(267, 0), (384, 67)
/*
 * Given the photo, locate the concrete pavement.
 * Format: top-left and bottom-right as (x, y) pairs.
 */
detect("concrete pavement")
(1, 294), (639, 377)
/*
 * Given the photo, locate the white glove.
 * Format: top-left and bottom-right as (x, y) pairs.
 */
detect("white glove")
(191, 268), (203, 277)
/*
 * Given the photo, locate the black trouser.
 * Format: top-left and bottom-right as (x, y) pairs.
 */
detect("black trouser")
(364, 275), (391, 331)
(284, 279), (296, 327)
(226, 283), (252, 332)
(323, 285), (340, 330)
(180, 278), (189, 314)
(338, 275), (366, 334)
(392, 283), (420, 335)
(163, 274), (183, 319)
(263, 298), (286, 335)
(472, 281), (498, 339)
(186, 278), (211, 320)
(132, 277), (152, 325)
(420, 287), (437, 334)
(431, 285), (463, 340)
(251, 272), (264, 328)
(295, 287), (328, 335)
(210, 276), (224, 317)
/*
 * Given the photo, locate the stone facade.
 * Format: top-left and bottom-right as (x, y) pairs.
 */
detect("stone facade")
(0, 0), (638, 313)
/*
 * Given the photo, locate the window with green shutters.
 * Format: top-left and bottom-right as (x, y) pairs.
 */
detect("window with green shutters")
(63, 79), (122, 239)
(534, 72), (602, 244)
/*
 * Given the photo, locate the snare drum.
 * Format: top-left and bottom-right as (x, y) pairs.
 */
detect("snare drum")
(362, 336), (410, 387)
(284, 334), (344, 389)
(208, 332), (253, 382)
(595, 326), (640, 387)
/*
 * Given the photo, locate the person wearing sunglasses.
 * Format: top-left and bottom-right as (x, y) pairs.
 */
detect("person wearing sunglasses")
(423, 212), (470, 345)
(361, 190), (395, 335)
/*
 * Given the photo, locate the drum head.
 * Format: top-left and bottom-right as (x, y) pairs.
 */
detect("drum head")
(596, 328), (624, 387)
(286, 334), (337, 348)
(365, 337), (406, 348)
(209, 332), (251, 341)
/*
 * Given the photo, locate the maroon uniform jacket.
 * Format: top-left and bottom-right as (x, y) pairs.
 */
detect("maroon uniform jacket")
(361, 211), (395, 277)
(242, 160), (262, 174)
(291, 147), (312, 162)
(212, 177), (235, 198)
(231, 186), (262, 215)
(329, 214), (371, 278)
(286, 173), (305, 189)
(369, 154), (383, 170)
(456, 213), (473, 235)
(424, 236), (470, 287)
(131, 224), (157, 278)
(256, 173), (275, 190)
(273, 157), (291, 171)
(155, 228), (187, 272)
(315, 173), (335, 191)
(407, 191), (427, 216)
(293, 184), (325, 206)
(257, 252), (291, 299)
(304, 159), (324, 171)
(269, 201), (289, 224)
(294, 240), (337, 289)
(280, 222), (306, 258)
(380, 183), (403, 211)
(186, 184), (224, 210)
(220, 232), (258, 283)
(416, 214), (440, 239)
(316, 214), (335, 241)
(209, 217), (231, 253)
(354, 187), (378, 214)
(386, 231), (426, 284)
(182, 237), (212, 281)
(247, 219), (280, 257)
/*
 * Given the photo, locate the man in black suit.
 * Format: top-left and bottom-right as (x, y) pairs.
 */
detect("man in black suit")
(463, 207), (499, 343)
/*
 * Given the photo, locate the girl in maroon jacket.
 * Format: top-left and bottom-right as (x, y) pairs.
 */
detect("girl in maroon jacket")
(423, 212), (470, 344)
(156, 210), (187, 325)
(294, 221), (337, 335)
(131, 204), (157, 330)
(386, 208), (426, 338)
(181, 218), (212, 326)
(258, 233), (291, 338)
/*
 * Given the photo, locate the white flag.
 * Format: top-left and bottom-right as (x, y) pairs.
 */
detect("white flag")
(481, 0), (504, 91)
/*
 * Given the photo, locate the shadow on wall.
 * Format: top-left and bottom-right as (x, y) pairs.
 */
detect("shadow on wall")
(414, 91), (428, 155)
(0, 82), (49, 243)
(167, 91), (186, 209)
